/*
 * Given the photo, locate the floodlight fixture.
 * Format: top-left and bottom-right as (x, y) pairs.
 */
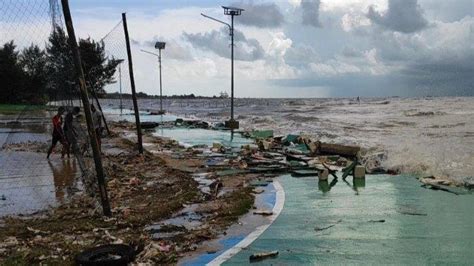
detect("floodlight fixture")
(155, 41), (166, 50)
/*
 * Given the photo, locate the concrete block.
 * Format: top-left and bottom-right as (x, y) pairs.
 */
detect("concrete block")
(354, 165), (366, 179)
(318, 169), (329, 181)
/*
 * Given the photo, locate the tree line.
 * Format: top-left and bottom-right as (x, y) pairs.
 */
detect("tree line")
(0, 27), (119, 105)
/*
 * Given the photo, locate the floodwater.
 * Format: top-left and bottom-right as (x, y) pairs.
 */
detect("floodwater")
(0, 108), (81, 217)
(100, 97), (474, 182)
(0, 152), (81, 216)
(226, 174), (474, 265)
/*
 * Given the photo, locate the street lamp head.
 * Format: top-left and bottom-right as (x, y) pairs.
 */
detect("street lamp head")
(155, 41), (166, 50)
(222, 6), (244, 16)
(116, 59), (125, 64)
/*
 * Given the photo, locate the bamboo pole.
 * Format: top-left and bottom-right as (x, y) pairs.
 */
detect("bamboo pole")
(122, 12), (143, 154)
(61, 0), (111, 216)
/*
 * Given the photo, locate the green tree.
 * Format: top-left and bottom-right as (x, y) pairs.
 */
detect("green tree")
(79, 38), (119, 96)
(46, 26), (76, 102)
(19, 45), (48, 104)
(46, 27), (119, 101)
(0, 41), (25, 104)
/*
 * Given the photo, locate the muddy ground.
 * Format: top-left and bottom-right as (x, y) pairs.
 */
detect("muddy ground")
(0, 121), (261, 265)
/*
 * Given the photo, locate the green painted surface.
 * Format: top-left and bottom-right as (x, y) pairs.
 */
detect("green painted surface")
(227, 174), (474, 265)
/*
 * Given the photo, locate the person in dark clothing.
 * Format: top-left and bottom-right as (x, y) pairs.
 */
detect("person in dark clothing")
(63, 107), (81, 155)
(47, 106), (68, 159)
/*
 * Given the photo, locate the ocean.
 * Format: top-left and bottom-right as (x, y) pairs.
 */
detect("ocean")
(100, 96), (474, 182)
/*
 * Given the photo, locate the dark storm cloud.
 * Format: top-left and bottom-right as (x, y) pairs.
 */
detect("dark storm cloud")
(183, 27), (264, 61)
(367, 0), (429, 33)
(232, 2), (284, 28)
(301, 0), (322, 28)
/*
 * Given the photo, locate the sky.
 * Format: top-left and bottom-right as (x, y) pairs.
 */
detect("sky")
(5, 0), (474, 98)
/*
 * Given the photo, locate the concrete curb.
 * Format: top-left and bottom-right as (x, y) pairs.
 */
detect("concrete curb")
(207, 179), (285, 265)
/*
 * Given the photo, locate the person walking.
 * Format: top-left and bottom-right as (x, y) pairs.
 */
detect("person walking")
(91, 105), (103, 151)
(47, 106), (68, 159)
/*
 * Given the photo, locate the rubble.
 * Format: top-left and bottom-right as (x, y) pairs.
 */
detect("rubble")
(249, 250), (279, 262)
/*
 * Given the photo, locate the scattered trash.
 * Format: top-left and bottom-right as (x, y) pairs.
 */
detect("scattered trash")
(419, 176), (468, 195)
(249, 180), (271, 187)
(314, 224), (335, 231)
(315, 220), (342, 231)
(140, 121), (159, 129)
(75, 244), (135, 266)
(397, 210), (428, 216)
(249, 250), (279, 262)
(368, 219), (385, 223)
(291, 170), (319, 177)
(250, 130), (274, 139)
(253, 210), (273, 216)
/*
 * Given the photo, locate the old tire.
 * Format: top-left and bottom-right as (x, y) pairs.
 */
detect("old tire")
(75, 244), (135, 266)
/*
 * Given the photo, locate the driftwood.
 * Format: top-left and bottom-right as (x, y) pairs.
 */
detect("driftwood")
(249, 250), (279, 262)
(319, 142), (360, 157)
(304, 140), (360, 157)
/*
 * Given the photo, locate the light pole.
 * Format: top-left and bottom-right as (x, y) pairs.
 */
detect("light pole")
(155, 42), (166, 115)
(116, 59), (125, 115)
(141, 42), (166, 115)
(201, 6), (244, 129)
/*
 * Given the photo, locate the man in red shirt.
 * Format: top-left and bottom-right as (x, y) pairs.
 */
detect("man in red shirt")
(47, 107), (68, 159)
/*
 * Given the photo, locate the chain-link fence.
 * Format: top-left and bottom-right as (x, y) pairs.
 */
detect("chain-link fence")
(0, 0), (122, 216)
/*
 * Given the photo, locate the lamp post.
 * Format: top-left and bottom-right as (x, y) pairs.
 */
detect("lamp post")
(116, 59), (125, 115)
(201, 6), (244, 129)
(155, 42), (166, 115)
(141, 42), (166, 115)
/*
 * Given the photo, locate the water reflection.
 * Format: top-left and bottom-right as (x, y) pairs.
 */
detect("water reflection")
(48, 159), (77, 203)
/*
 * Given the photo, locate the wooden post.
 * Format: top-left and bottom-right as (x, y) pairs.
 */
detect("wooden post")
(61, 0), (111, 216)
(122, 12), (143, 154)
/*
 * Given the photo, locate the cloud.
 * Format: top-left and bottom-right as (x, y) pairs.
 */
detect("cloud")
(284, 44), (320, 66)
(301, 0), (322, 28)
(183, 27), (265, 61)
(141, 37), (194, 61)
(232, 2), (284, 28)
(367, 0), (429, 33)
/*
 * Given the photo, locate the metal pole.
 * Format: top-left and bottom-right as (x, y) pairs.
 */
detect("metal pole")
(119, 64), (122, 115)
(230, 14), (234, 122)
(61, 0), (111, 216)
(122, 12), (143, 154)
(159, 49), (163, 113)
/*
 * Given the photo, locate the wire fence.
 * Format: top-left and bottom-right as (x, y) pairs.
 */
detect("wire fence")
(0, 0), (123, 216)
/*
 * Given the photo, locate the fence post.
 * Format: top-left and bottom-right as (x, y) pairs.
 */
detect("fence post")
(61, 0), (111, 216)
(122, 12), (143, 154)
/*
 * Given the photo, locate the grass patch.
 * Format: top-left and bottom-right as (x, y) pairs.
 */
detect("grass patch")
(215, 187), (255, 224)
(0, 104), (48, 115)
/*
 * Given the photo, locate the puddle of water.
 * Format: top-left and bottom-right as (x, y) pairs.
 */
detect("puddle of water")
(0, 152), (82, 217)
(146, 204), (207, 240)
(227, 175), (474, 265)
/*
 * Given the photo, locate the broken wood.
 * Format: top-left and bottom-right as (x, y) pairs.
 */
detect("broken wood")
(249, 250), (279, 262)
(319, 142), (360, 157)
